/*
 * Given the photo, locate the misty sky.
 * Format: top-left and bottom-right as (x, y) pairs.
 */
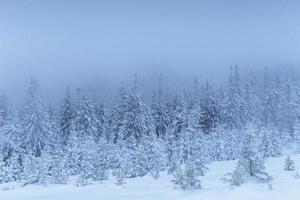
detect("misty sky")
(1, 0), (300, 104)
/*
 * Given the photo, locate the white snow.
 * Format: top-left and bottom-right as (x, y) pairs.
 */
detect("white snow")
(1, 154), (300, 200)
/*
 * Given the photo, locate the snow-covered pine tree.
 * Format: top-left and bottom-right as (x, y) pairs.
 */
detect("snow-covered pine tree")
(113, 143), (128, 185)
(167, 94), (188, 174)
(284, 155), (295, 171)
(172, 125), (206, 190)
(0, 151), (22, 183)
(196, 81), (219, 134)
(0, 94), (8, 128)
(20, 78), (53, 157)
(110, 78), (159, 178)
(0, 106), (22, 164)
(60, 88), (75, 145)
(95, 104), (107, 141)
(192, 77), (201, 107)
(225, 124), (272, 186)
(64, 132), (99, 186)
(244, 71), (262, 123)
(151, 74), (170, 138)
(48, 104), (62, 147)
(73, 94), (99, 141)
(75, 135), (98, 186)
(38, 145), (67, 185)
(223, 66), (247, 130)
(174, 159), (202, 190)
(21, 153), (41, 185)
(0, 106), (22, 183)
(209, 126), (226, 161)
(260, 126), (281, 158)
(277, 79), (298, 146)
(64, 93), (109, 184)
(260, 68), (280, 127)
(93, 137), (110, 181)
(139, 128), (165, 179)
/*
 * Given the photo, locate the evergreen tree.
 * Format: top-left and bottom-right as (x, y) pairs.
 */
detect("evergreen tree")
(260, 126), (281, 158)
(0, 107), (22, 163)
(21, 153), (41, 185)
(261, 68), (280, 127)
(0, 152), (22, 183)
(244, 72), (261, 123)
(277, 79), (298, 145)
(195, 81), (219, 134)
(0, 94), (8, 127)
(225, 124), (272, 186)
(167, 94), (188, 174)
(151, 75), (170, 138)
(224, 66), (247, 129)
(95, 104), (107, 140)
(172, 125), (206, 190)
(173, 159), (202, 190)
(20, 78), (53, 157)
(60, 88), (75, 144)
(73, 94), (99, 141)
(284, 155), (295, 171)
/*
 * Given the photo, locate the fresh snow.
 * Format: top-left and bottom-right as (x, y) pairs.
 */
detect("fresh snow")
(1, 154), (300, 200)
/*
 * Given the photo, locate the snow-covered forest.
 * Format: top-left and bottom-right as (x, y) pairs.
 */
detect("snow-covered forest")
(1, 66), (300, 190)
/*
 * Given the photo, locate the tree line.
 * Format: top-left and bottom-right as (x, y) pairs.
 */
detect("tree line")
(0, 66), (299, 189)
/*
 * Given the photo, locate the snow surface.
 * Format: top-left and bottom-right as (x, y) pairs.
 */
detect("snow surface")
(1, 154), (300, 200)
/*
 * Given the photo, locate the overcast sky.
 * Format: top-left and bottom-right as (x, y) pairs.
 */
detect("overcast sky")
(1, 0), (300, 104)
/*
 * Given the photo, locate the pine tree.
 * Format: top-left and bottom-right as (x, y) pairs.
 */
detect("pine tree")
(195, 81), (219, 134)
(38, 146), (67, 185)
(244, 72), (261, 123)
(277, 79), (298, 145)
(172, 122), (206, 190)
(0, 152), (22, 183)
(110, 77), (159, 178)
(151, 75), (170, 138)
(192, 77), (200, 106)
(0, 94), (8, 127)
(284, 155), (295, 171)
(261, 68), (280, 127)
(174, 160), (202, 190)
(60, 88), (75, 144)
(73, 94), (99, 141)
(260, 126), (281, 158)
(167, 94), (188, 174)
(225, 124), (272, 186)
(21, 153), (41, 185)
(20, 78), (53, 157)
(93, 137), (110, 181)
(95, 104), (107, 140)
(224, 66), (247, 130)
(0, 107), (22, 163)
(64, 133), (82, 176)
(113, 144), (127, 185)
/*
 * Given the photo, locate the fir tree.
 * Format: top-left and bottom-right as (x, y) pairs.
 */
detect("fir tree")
(225, 124), (272, 186)
(167, 94), (188, 174)
(20, 78), (53, 157)
(60, 88), (75, 144)
(95, 104), (107, 140)
(224, 66), (247, 130)
(284, 155), (295, 171)
(173, 160), (202, 190)
(73, 94), (99, 141)
(0, 94), (8, 127)
(151, 75), (170, 138)
(195, 81), (219, 134)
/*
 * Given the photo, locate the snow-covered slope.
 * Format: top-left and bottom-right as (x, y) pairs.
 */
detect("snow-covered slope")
(1, 154), (300, 200)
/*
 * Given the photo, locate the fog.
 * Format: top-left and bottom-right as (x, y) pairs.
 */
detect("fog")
(1, 0), (300, 105)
